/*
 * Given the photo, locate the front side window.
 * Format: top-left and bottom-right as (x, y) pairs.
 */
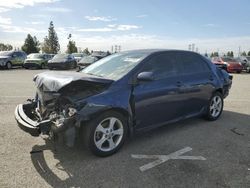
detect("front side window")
(141, 52), (178, 80)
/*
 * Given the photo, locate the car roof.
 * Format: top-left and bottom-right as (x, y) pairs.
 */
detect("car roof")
(120, 49), (199, 56)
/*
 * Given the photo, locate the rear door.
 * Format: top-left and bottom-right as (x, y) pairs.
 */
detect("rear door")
(133, 52), (186, 129)
(175, 52), (214, 116)
(11, 52), (19, 65)
(16, 52), (25, 65)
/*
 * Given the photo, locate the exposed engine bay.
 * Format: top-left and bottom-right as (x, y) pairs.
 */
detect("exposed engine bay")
(15, 71), (113, 146)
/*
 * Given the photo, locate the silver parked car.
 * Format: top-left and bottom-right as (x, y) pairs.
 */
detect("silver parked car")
(235, 56), (250, 72)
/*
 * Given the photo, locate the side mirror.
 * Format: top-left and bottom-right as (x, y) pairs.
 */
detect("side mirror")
(137, 72), (154, 81)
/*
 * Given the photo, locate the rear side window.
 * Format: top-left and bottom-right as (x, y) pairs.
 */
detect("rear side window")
(142, 52), (178, 80)
(176, 52), (210, 74)
(16, 52), (25, 58)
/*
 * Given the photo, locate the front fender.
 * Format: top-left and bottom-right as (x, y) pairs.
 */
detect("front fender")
(75, 87), (134, 135)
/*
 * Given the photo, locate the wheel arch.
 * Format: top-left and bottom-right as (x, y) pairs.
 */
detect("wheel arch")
(79, 107), (133, 137)
(215, 88), (223, 95)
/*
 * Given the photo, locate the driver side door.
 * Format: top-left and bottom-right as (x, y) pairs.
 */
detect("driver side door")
(133, 52), (186, 130)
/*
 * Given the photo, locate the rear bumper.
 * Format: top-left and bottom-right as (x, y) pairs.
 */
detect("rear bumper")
(223, 75), (233, 98)
(215, 64), (227, 71)
(48, 63), (71, 70)
(227, 67), (243, 73)
(14, 104), (51, 137)
(23, 63), (41, 69)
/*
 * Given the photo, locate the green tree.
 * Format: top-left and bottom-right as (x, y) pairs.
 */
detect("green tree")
(226, 51), (234, 57)
(210, 52), (219, 57)
(83, 48), (90, 55)
(0, 43), (13, 51)
(248, 51), (250, 56)
(241, 51), (247, 56)
(66, 34), (77, 53)
(230, 51), (234, 57)
(213, 52), (219, 57)
(42, 21), (60, 54)
(21, 34), (40, 54)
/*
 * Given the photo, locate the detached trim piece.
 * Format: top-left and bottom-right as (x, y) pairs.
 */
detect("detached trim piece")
(15, 104), (40, 136)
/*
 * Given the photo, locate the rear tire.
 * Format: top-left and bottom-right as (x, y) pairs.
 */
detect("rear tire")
(82, 111), (128, 157)
(6, 62), (12, 69)
(204, 92), (224, 121)
(73, 62), (77, 69)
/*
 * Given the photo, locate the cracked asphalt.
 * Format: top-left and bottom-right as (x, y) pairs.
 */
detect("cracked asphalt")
(0, 68), (249, 188)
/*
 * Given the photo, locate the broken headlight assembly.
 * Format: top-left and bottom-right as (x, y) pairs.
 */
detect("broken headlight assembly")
(68, 107), (77, 117)
(49, 104), (78, 133)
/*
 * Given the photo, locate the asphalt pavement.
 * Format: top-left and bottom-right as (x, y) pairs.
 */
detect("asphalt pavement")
(0, 68), (249, 188)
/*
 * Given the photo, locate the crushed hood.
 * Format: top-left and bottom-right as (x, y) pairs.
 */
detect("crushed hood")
(33, 71), (113, 92)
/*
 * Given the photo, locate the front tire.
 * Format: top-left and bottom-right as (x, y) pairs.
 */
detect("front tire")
(40, 63), (45, 69)
(205, 92), (224, 121)
(82, 111), (128, 157)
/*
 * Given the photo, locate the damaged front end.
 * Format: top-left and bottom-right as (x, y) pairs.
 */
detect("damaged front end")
(15, 71), (112, 141)
(15, 92), (78, 138)
(15, 101), (50, 137)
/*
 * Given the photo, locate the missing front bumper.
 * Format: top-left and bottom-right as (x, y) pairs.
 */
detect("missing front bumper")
(14, 103), (51, 137)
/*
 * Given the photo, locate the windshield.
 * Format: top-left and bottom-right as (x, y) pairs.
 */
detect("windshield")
(79, 56), (97, 64)
(0, 51), (12, 56)
(53, 54), (68, 59)
(27, 53), (44, 59)
(81, 52), (147, 80)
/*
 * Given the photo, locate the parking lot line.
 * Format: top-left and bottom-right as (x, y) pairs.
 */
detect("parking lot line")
(132, 147), (206, 172)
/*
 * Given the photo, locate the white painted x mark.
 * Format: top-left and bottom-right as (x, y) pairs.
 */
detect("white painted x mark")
(131, 147), (206, 172)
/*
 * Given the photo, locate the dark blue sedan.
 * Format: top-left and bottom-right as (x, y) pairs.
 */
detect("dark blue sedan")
(15, 49), (232, 156)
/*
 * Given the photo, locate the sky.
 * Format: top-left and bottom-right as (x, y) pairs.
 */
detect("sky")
(0, 0), (250, 54)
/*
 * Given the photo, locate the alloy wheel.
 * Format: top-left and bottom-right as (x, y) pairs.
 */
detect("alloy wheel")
(210, 96), (222, 118)
(94, 117), (124, 152)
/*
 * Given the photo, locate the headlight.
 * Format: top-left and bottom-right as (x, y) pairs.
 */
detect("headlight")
(68, 107), (77, 117)
(223, 62), (228, 65)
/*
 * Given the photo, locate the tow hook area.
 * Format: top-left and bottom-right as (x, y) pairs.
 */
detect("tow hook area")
(15, 103), (51, 137)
